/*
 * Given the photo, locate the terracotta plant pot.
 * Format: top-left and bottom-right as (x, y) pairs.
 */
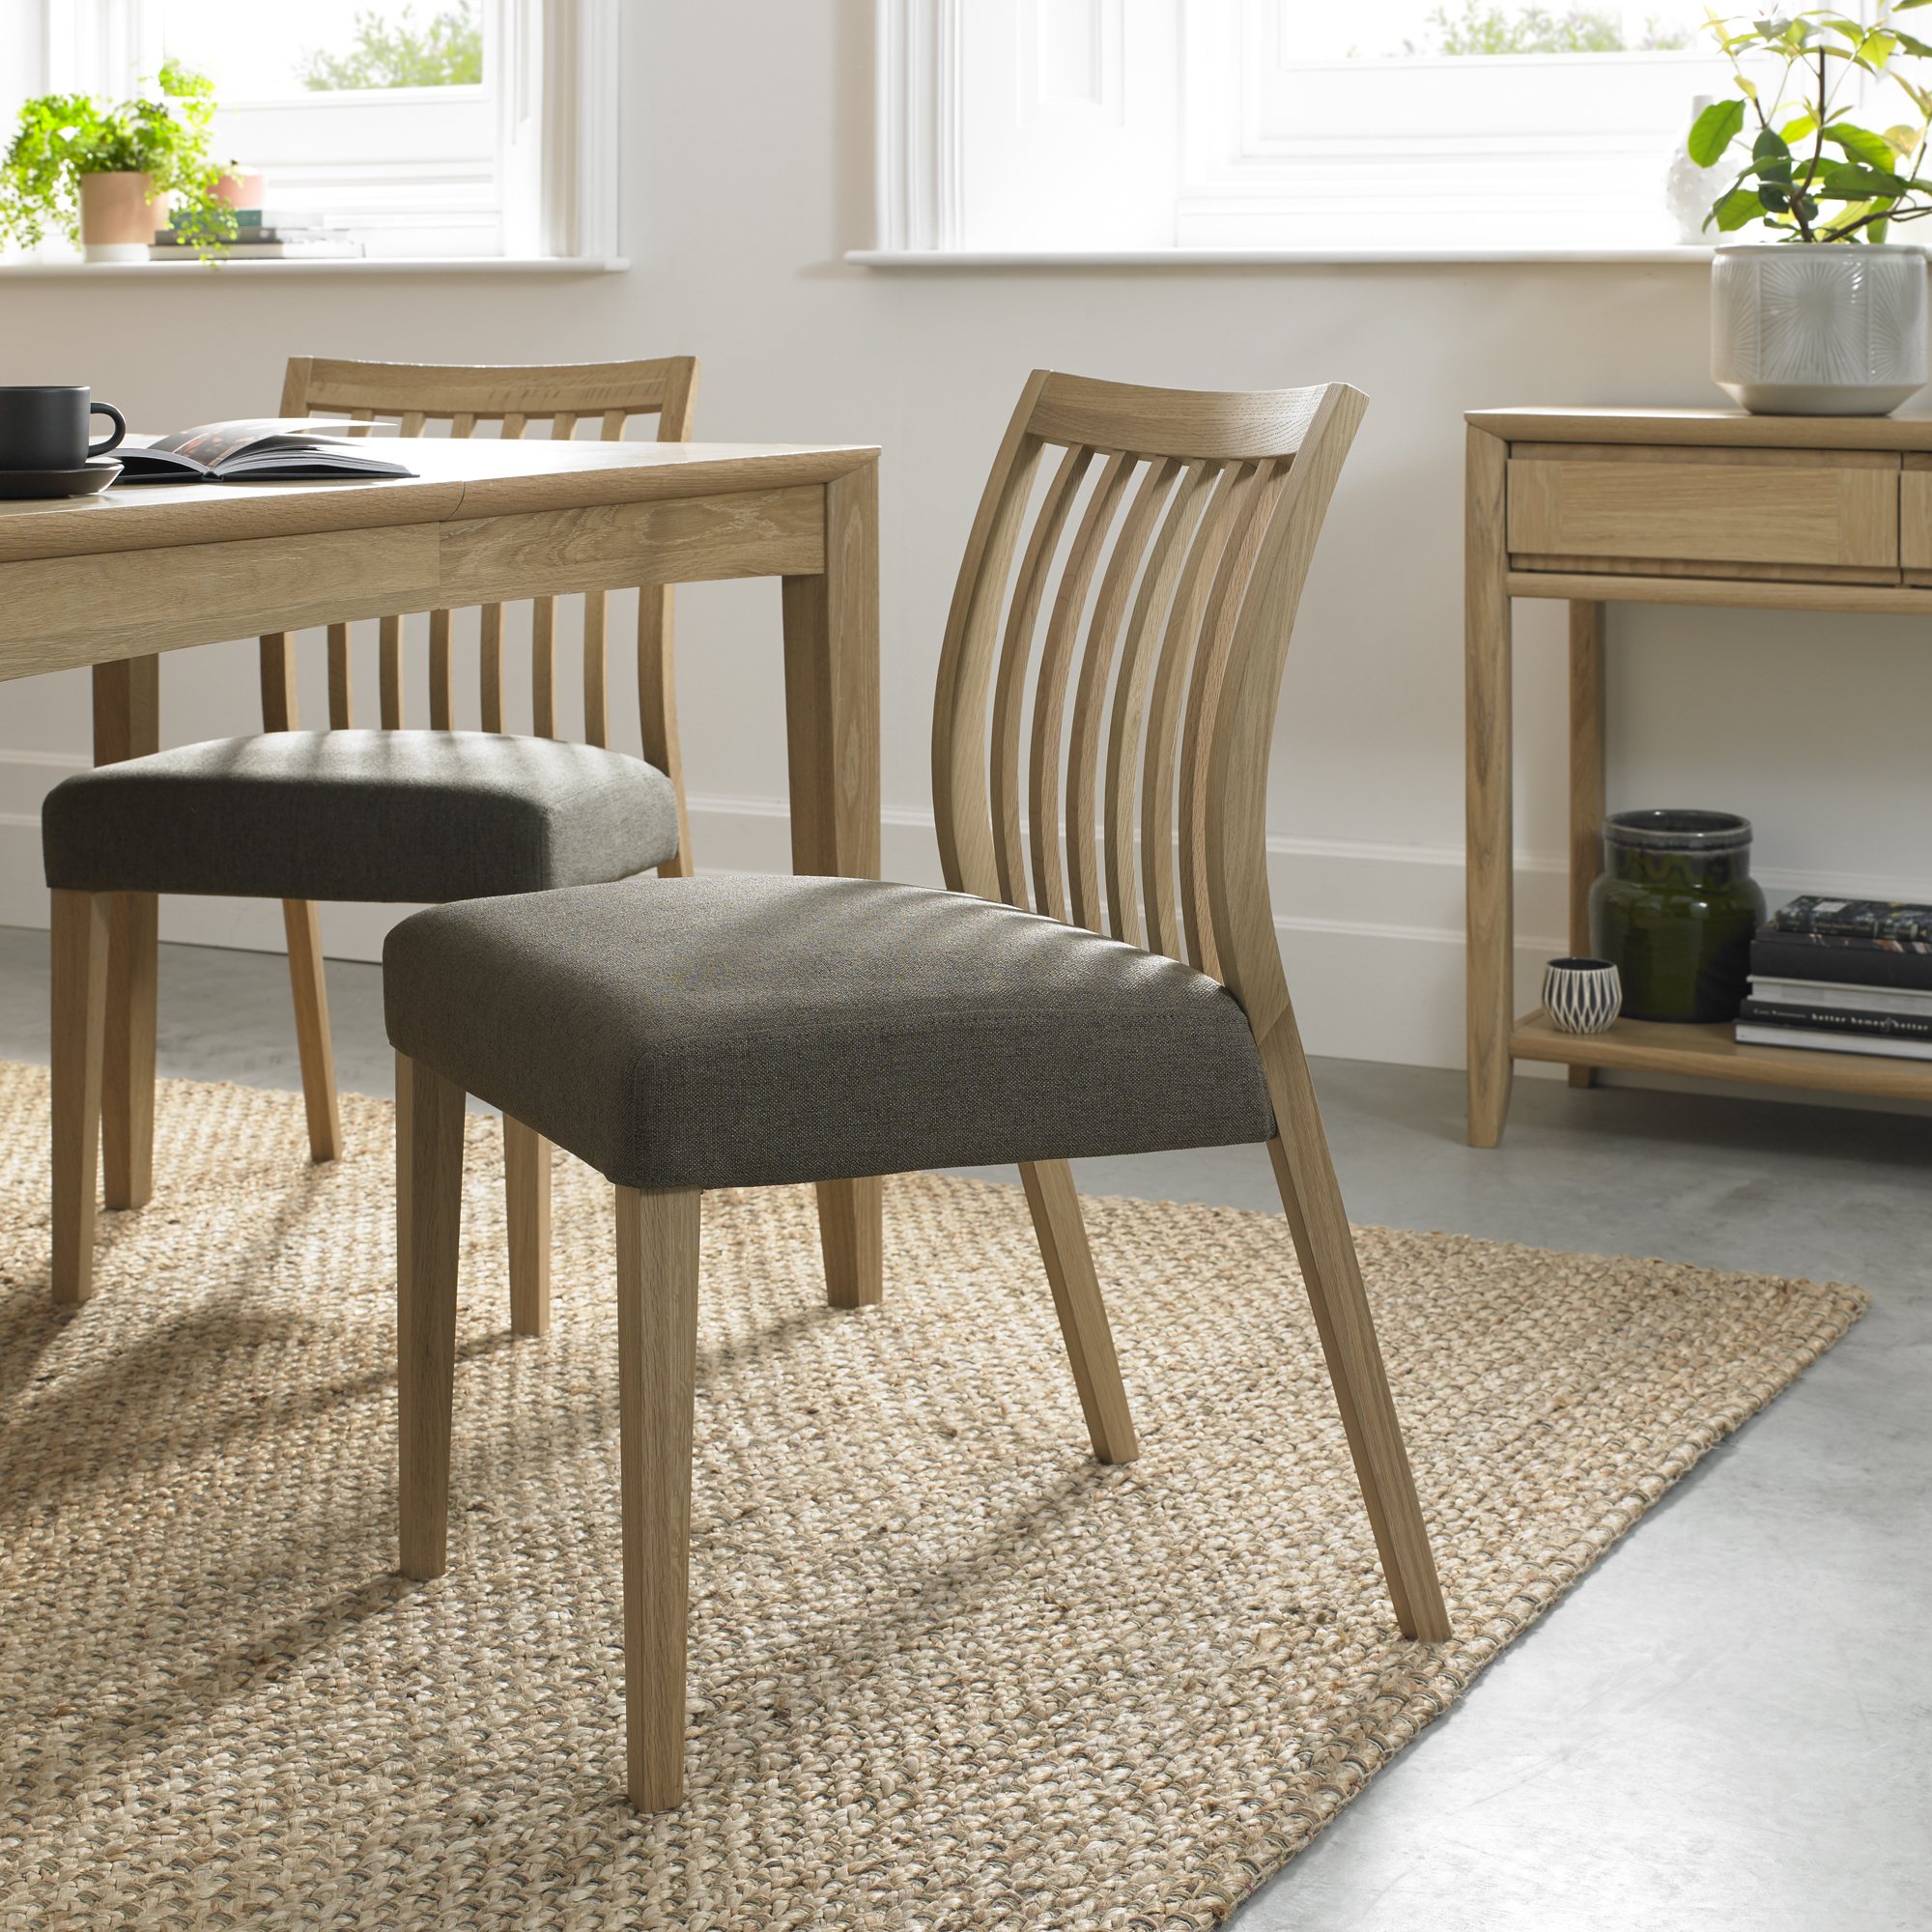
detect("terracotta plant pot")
(77, 170), (168, 263)
(213, 168), (265, 212)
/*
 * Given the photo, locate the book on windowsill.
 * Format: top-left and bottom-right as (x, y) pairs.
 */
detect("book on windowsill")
(148, 237), (364, 261)
(1735, 1021), (1932, 1062)
(112, 420), (412, 485)
(1772, 895), (1932, 945)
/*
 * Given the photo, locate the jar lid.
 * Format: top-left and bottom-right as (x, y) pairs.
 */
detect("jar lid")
(1605, 809), (1752, 853)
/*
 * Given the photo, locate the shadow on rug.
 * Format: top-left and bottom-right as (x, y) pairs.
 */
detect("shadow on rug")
(0, 1065), (1865, 1929)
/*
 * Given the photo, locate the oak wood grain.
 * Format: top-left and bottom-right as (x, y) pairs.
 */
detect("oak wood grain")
(615, 1183), (701, 1811)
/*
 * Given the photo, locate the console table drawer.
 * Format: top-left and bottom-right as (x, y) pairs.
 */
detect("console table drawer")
(1900, 457), (1932, 577)
(1506, 443), (1899, 573)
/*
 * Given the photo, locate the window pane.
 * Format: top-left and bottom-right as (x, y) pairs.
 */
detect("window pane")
(1303, 3), (1712, 60)
(153, 1), (484, 99)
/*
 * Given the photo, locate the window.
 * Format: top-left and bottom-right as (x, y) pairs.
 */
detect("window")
(1182, 0), (1727, 248)
(875, 0), (1761, 253)
(7, 0), (614, 262)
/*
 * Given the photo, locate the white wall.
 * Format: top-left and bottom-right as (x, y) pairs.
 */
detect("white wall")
(4, 0), (1930, 1070)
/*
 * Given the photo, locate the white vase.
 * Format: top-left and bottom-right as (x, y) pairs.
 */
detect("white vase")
(1711, 242), (1929, 416)
(1663, 94), (1727, 244)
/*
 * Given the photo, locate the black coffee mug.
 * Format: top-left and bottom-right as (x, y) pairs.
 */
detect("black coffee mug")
(0, 385), (127, 471)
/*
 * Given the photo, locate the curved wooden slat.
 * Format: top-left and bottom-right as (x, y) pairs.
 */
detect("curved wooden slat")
(480, 605), (505, 732)
(989, 442), (1092, 909)
(379, 614), (404, 730)
(1139, 463), (1252, 957)
(1028, 451), (1134, 922)
(1065, 457), (1180, 931)
(428, 610), (454, 729)
(327, 623), (353, 728)
(930, 373), (1052, 899)
(1179, 460), (1293, 979)
(638, 585), (688, 872)
(582, 592), (609, 746)
(1103, 461), (1214, 944)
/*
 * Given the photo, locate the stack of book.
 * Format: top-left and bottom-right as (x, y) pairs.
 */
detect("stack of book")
(1737, 896), (1932, 1062)
(151, 211), (361, 261)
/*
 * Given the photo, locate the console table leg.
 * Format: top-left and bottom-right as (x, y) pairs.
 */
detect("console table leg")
(1465, 427), (1514, 1148)
(1568, 600), (1605, 1091)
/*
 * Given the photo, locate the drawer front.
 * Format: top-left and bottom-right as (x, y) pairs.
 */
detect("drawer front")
(1507, 443), (1899, 572)
(1901, 458), (1932, 573)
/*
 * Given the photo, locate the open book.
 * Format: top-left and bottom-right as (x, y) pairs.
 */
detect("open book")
(113, 419), (414, 485)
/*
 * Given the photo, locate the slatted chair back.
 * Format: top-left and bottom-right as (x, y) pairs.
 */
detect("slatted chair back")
(930, 370), (1365, 1039)
(257, 355), (702, 861)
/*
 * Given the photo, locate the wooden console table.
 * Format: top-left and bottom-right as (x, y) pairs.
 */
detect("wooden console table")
(1464, 404), (1932, 1147)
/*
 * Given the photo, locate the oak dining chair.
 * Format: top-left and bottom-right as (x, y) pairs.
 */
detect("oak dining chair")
(44, 355), (700, 1319)
(384, 370), (1450, 1811)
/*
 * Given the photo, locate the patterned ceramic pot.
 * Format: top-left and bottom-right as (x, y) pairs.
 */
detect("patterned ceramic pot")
(1544, 958), (1622, 1036)
(1711, 242), (1928, 416)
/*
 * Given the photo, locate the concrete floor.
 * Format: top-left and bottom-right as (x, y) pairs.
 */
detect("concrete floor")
(0, 926), (1924, 1932)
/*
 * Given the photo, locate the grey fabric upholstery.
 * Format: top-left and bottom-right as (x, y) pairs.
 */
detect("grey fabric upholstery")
(384, 874), (1276, 1190)
(42, 730), (680, 902)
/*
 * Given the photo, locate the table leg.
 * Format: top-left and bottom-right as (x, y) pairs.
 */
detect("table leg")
(1465, 428), (1514, 1148)
(92, 657), (160, 1208)
(1567, 601), (1606, 1091)
(781, 459), (883, 1308)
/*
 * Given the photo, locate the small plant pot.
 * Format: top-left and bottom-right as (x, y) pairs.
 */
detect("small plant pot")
(213, 168), (265, 212)
(77, 170), (167, 262)
(1544, 958), (1622, 1037)
(1711, 242), (1929, 416)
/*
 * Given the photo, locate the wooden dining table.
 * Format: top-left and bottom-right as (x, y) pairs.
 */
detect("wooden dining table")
(0, 434), (884, 1306)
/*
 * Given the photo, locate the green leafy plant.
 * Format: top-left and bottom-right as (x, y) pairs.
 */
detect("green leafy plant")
(1690, 6), (1932, 241)
(1409, 5), (1692, 54)
(0, 58), (238, 255)
(299, 3), (483, 91)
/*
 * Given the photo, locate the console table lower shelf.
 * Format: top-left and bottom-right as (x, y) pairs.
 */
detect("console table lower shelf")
(1513, 1009), (1932, 1103)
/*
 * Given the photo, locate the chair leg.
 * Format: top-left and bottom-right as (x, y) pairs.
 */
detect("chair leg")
(1019, 1160), (1138, 1464)
(614, 1183), (701, 1812)
(100, 890), (157, 1210)
(504, 1116), (552, 1337)
(282, 898), (343, 1164)
(816, 1176), (883, 1309)
(1258, 1014), (1450, 1644)
(397, 1054), (467, 1581)
(50, 892), (109, 1307)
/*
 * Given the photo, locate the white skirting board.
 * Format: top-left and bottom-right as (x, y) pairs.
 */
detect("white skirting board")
(0, 753), (1579, 1071)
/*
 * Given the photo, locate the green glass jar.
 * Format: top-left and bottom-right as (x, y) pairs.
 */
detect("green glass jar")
(1588, 810), (1766, 1023)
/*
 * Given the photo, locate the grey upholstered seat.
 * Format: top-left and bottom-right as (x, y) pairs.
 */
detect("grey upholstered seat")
(384, 874), (1275, 1190)
(42, 730), (681, 903)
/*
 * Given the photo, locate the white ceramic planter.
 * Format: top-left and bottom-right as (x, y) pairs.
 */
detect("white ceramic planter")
(1711, 242), (1929, 415)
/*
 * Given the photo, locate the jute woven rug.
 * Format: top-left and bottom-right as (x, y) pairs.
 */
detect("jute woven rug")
(0, 1063), (1864, 1930)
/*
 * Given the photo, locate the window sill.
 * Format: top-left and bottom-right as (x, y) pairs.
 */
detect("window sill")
(847, 245), (1715, 268)
(0, 255), (629, 278)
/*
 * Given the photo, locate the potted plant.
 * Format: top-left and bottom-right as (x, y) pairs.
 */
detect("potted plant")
(0, 60), (237, 263)
(1690, 6), (1932, 414)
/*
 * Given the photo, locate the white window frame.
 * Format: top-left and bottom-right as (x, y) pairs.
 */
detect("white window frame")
(870, 0), (1761, 258)
(31, 0), (615, 262)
